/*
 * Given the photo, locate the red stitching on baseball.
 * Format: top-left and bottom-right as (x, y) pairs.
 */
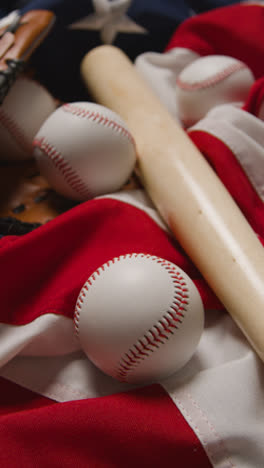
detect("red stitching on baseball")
(33, 136), (92, 199)
(0, 109), (32, 154)
(176, 62), (246, 91)
(73, 254), (189, 381)
(63, 103), (135, 146)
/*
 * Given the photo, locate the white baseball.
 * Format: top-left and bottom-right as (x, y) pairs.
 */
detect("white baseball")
(74, 253), (204, 384)
(0, 76), (57, 160)
(33, 102), (137, 201)
(176, 55), (255, 127)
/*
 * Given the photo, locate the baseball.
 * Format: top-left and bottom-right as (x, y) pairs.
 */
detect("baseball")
(176, 55), (255, 127)
(33, 102), (137, 201)
(0, 76), (57, 160)
(74, 253), (204, 384)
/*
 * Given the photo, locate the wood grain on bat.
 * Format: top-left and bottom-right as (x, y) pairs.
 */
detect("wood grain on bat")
(81, 45), (264, 361)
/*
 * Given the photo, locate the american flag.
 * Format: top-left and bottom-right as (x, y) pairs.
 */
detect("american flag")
(0, 2), (263, 467)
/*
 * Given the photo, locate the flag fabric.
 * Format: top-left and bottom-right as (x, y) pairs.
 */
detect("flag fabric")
(1, 2), (264, 468)
(0, 191), (219, 468)
(135, 2), (264, 240)
(1, 190), (263, 468)
(1, 0), (241, 102)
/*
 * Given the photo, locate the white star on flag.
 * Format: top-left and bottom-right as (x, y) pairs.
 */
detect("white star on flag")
(69, 0), (148, 44)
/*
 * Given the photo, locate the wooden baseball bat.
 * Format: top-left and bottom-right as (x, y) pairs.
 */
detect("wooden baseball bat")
(81, 45), (264, 361)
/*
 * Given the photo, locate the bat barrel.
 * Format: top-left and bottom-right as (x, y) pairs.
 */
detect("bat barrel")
(81, 45), (264, 361)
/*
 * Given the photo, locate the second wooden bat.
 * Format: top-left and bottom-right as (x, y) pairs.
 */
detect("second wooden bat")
(81, 45), (264, 361)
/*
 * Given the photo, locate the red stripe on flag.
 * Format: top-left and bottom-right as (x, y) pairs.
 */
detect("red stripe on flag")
(0, 378), (212, 468)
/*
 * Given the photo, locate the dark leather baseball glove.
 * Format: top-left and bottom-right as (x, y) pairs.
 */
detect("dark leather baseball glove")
(0, 160), (78, 235)
(0, 9), (55, 105)
(0, 10), (142, 236)
(0, 159), (142, 236)
(0, 9), (61, 236)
